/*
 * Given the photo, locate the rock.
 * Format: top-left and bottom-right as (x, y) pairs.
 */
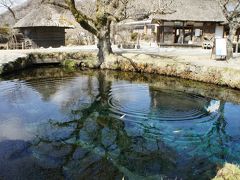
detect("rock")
(213, 163), (240, 180)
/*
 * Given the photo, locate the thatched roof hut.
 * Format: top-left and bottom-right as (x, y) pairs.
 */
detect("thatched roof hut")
(148, 0), (227, 45)
(14, 4), (74, 28)
(151, 0), (226, 23)
(14, 4), (74, 48)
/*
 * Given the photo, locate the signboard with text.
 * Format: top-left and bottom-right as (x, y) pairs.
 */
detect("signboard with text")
(215, 38), (227, 57)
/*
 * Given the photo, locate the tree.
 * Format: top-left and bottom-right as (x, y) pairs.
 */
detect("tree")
(44, 0), (130, 66)
(218, 0), (240, 59)
(0, 0), (17, 21)
(45, 0), (175, 67)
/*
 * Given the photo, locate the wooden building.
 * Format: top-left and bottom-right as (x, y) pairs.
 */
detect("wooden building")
(14, 4), (74, 48)
(151, 0), (226, 47)
(119, 0), (226, 48)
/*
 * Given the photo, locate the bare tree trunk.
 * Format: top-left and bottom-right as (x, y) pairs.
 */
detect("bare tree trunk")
(105, 22), (113, 54)
(97, 25), (113, 66)
(97, 36), (113, 66)
(97, 37), (106, 66)
(227, 25), (237, 59)
(105, 32), (113, 54)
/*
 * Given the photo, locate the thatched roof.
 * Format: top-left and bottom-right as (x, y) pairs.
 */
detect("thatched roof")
(151, 0), (226, 23)
(14, 4), (74, 28)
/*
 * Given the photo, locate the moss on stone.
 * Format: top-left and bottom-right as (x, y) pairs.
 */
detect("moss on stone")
(213, 163), (240, 180)
(62, 59), (79, 70)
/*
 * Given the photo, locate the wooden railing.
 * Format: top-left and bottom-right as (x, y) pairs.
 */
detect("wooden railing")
(7, 42), (25, 50)
(2, 41), (32, 50)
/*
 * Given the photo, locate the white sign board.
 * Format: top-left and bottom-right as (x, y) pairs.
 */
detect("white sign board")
(216, 38), (227, 56)
(215, 26), (224, 38)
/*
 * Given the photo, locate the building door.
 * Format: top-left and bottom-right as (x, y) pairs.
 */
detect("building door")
(157, 26), (164, 43)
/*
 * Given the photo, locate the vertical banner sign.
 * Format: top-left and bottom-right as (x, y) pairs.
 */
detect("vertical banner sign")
(216, 38), (227, 56)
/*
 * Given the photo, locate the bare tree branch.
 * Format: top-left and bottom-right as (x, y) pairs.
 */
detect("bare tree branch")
(218, 0), (240, 58)
(49, 0), (177, 63)
(44, 0), (70, 10)
(0, 0), (17, 21)
(65, 0), (98, 35)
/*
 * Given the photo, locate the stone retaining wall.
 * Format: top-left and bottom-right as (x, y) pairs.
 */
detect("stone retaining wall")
(101, 54), (240, 90)
(1, 51), (240, 91)
(0, 52), (97, 75)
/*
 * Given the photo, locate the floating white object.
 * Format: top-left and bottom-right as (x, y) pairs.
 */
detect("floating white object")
(173, 130), (181, 133)
(205, 100), (221, 113)
(120, 114), (126, 119)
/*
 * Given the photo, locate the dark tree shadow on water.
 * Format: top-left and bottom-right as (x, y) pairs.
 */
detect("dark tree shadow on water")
(1, 70), (235, 180)
(31, 72), (179, 180)
(31, 72), (231, 180)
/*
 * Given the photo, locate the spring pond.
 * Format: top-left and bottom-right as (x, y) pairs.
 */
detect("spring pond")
(0, 67), (240, 180)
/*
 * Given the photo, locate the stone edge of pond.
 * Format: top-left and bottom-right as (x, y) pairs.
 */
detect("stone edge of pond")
(0, 52), (98, 75)
(101, 53), (240, 90)
(1, 51), (240, 90)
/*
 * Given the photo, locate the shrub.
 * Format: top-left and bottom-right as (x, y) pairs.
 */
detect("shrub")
(130, 32), (138, 42)
(0, 27), (10, 35)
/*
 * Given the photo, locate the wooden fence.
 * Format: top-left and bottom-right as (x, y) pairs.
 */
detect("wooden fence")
(0, 41), (32, 50)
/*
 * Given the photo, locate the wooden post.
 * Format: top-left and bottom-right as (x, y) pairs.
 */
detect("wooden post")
(161, 26), (164, 43)
(191, 26), (193, 41)
(236, 32), (239, 54)
(174, 27), (177, 43)
(144, 24), (147, 34)
(236, 41), (239, 54)
(22, 42), (24, 49)
(182, 22), (185, 44)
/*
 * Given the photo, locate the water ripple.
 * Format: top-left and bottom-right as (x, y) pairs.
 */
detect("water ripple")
(108, 84), (212, 122)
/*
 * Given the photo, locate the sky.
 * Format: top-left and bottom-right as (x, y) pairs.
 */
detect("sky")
(0, 0), (27, 13)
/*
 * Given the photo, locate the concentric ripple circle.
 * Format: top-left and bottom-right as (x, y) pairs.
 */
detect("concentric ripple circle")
(108, 84), (213, 122)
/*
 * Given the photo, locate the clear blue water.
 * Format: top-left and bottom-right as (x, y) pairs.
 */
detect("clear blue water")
(0, 68), (240, 180)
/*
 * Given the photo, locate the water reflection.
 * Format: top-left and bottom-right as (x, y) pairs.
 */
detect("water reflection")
(0, 118), (32, 141)
(0, 68), (240, 179)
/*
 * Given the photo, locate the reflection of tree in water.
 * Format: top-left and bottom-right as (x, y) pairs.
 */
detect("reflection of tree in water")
(178, 101), (240, 179)
(192, 102), (238, 162)
(1, 68), (240, 179)
(147, 88), (238, 178)
(18, 70), (234, 179)
(33, 72), (177, 179)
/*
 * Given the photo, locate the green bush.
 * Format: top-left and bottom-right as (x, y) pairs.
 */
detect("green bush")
(0, 27), (10, 35)
(62, 59), (79, 71)
(130, 32), (138, 42)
